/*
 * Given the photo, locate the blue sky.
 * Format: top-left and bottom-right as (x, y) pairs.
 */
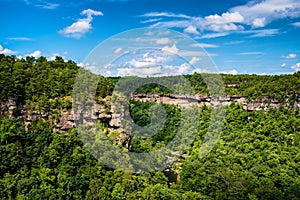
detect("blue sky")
(0, 0), (300, 75)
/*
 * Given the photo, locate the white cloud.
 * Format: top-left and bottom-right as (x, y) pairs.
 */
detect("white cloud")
(7, 37), (32, 41)
(141, 18), (163, 24)
(77, 62), (86, 68)
(156, 38), (171, 45)
(291, 63), (300, 71)
(24, 0), (60, 8)
(230, 0), (300, 27)
(200, 32), (230, 39)
(292, 22), (300, 27)
(281, 63), (287, 67)
(59, 9), (103, 39)
(81, 9), (103, 17)
(124, 52), (169, 70)
(221, 69), (238, 75)
(252, 17), (266, 28)
(142, 0), (300, 38)
(24, 0), (59, 9)
(151, 20), (192, 29)
(247, 29), (279, 37)
(180, 50), (213, 57)
(189, 57), (200, 65)
(204, 12), (244, 24)
(36, 2), (59, 9)
(158, 30), (170, 35)
(162, 44), (179, 54)
(141, 12), (194, 19)
(192, 43), (219, 48)
(162, 44), (215, 57)
(26, 50), (41, 57)
(282, 53), (297, 59)
(184, 25), (200, 35)
(176, 63), (190, 74)
(115, 50), (195, 77)
(114, 47), (122, 54)
(48, 52), (67, 61)
(126, 59), (157, 68)
(199, 12), (245, 32)
(117, 63), (192, 77)
(117, 66), (162, 77)
(0, 45), (18, 55)
(144, 31), (155, 36)
(206, 23), (244, 32)
(147, 13), (244, 32)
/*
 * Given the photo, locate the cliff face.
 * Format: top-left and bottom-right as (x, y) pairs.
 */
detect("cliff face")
(0, 99), (112, 131)
(1, 94), (299, 134)
(131, 93), (300, 111)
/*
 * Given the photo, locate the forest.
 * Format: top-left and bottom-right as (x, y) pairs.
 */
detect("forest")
(0, 54), (300, 199)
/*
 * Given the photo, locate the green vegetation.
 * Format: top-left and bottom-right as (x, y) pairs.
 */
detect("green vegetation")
(0, 55), (114, 110)
(0, 54), (300, 199)
(134, 73), (300, 102)
(1, 54), (300, 106)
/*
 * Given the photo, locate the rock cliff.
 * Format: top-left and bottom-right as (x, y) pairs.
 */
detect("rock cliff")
(1, 93), (299, 134)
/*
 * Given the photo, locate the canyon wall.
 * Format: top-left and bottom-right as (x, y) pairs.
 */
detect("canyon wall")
(1, 94), (299, 134)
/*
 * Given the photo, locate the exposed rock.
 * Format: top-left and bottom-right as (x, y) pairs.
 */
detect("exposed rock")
(0, 94), (299, 137)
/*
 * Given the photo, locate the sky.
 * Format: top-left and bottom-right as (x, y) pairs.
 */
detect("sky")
(0, 0), (300, 75)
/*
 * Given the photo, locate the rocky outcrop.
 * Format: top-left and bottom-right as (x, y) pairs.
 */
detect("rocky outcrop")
(1, 94), (299, 134)
(0, 98), (120, 133)
(131, 93), (300, 111)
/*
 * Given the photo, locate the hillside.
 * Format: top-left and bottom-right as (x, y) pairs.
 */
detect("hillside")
(0, 55), (300, 199)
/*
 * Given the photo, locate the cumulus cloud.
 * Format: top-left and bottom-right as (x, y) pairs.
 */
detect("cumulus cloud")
(291, 63), (300, 71)
(230, 0), (300, 27)
(26, 50), (41, 57)
(124, 52), (170, 69)
(184, 25), (200, 35)
(59, 9), (103, 39)
(0, 45), (18, 55)
(114, 49), (196, 77)
(142, 0), (300, 37)
(117, 66), (162, 77)
(252, 17), (266, 28)
(117, 62), (191, 77)
(189, 57), (200, 65)
(282, 53), (297, 59)
(162, 44), (179, 54)
(221, 69), (238, 75)
(204, 12), (244, 24)
(162, 44), (214, 57)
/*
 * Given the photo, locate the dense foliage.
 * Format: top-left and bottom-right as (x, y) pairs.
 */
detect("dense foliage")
(1, 54), (300, 199)
(0, 55), (114, 109)
(1, 105), (300, 199)
(134, 73), (300, 102)
(1, 54), (300, 106)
